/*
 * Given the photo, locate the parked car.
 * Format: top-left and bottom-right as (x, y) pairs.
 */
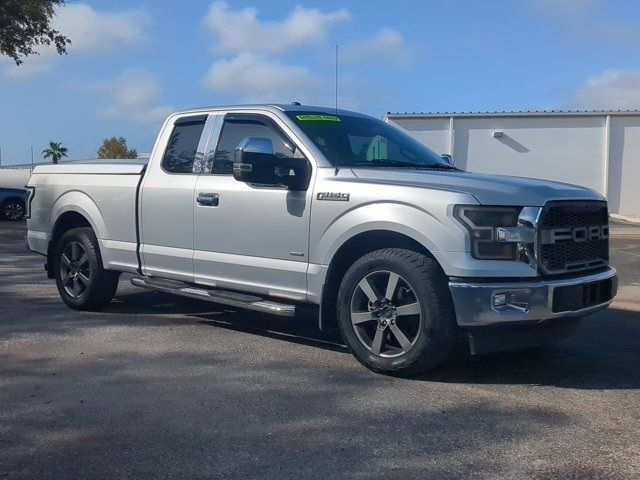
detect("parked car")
(0, 187), (27, 221)
(25, 104), (617, 375)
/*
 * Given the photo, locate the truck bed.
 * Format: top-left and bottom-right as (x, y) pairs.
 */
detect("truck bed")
(28, 161), (147, 274)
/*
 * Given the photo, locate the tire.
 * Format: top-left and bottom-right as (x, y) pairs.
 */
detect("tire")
(53, 227), (120, 310)
(336, 248), (456, 376)
(2, 198), (25, 221)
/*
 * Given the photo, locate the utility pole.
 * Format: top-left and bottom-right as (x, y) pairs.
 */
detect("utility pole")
(30, 146), (34, 174)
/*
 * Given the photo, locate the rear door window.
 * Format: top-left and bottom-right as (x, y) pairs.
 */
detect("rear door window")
(161, 116), (207, 174)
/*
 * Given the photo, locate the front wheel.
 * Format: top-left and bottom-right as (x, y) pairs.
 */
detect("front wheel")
(337, 248), (456, 376)
(54, 227), (120, 310)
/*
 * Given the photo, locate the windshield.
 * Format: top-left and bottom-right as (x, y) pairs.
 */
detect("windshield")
(286, 112), (451, 169)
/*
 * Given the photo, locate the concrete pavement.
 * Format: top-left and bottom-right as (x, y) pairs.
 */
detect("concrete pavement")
(1, 221), (639, 480)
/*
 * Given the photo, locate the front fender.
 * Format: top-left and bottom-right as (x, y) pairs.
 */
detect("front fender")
(311, 201), (465, 267)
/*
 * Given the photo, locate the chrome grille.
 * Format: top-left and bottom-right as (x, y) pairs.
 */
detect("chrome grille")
(539, 201), (609, 275)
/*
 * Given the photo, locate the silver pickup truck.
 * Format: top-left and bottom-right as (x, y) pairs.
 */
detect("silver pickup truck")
(26, 104), (617, 375)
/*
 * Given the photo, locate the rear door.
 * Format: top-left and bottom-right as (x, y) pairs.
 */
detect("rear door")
(139, 114), (216, 282)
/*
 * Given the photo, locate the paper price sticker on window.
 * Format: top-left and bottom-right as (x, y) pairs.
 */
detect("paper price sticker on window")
(296, 114), (341, 122)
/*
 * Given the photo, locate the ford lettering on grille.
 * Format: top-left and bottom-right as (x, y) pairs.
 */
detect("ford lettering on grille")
(541, 225), (609, 245)
(538, 201), (609, 275)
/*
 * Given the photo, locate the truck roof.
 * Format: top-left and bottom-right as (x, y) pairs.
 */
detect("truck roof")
(171, 103), (371, 118)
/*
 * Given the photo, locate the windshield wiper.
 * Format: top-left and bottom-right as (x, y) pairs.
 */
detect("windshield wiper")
(350, 160), (460, 171)
(414, 164), (460, 171)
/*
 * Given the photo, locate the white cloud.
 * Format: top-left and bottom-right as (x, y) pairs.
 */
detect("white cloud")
(199, 2), (413, 106)
(202, 54), (319, 102)
(99, 70), (173, 123)
(342, 28), (413, 67)
(200, 2), (350, 102)
(203, 1), (349, 54)
(574, 70), (640, 110)
(56, 3), (149, 52)
(3, 3), (149, 78)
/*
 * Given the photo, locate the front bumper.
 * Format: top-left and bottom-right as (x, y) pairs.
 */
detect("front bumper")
(449, 267), (617, 328)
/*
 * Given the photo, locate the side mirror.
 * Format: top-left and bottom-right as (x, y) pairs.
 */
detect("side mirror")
(441, 153), (454, 166)
(233, 137), (310, 190)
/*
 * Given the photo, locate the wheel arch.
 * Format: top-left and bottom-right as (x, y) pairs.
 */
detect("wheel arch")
(319, 229), (441, 330)
(46, 210), (95, 278)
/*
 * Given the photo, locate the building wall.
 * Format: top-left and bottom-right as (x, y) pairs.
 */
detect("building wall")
(609, 116), (640, 216)
(389, 114), (639, 216)
(392, 118), (451, 157)
(0, 169), (31, 190)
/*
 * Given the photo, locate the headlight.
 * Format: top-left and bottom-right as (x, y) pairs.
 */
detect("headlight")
(453, 205), (531, 260)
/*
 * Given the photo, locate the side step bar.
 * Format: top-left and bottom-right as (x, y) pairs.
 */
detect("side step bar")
(130, 276), (296, 317)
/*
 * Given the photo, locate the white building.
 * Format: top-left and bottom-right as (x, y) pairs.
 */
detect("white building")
(0, 167), (32, 190)
(385, 110), (640, 217)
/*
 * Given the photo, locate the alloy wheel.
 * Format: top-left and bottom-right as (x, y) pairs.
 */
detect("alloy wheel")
(60, 241), (91, 298)
(5, 201), (24, 221)
(350, 270), (422, 358)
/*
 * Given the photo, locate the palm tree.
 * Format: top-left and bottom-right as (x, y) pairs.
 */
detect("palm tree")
(42, 141), (68, 164)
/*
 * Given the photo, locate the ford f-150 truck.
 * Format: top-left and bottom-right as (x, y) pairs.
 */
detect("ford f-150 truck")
(26, 104), (617, 375)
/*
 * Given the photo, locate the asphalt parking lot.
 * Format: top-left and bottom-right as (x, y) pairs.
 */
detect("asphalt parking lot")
(1, 220), (639, 480)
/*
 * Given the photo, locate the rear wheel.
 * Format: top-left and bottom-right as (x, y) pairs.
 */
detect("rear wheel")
(2, 198), (25, 221)
(337, 248), (456, 376)
(54, 227), (119, 310)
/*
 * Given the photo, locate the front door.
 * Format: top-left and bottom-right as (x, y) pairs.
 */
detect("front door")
(193, 112), (313, 301)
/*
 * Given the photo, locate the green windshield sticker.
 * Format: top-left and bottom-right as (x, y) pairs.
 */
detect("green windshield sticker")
(296, 114), (341, 122)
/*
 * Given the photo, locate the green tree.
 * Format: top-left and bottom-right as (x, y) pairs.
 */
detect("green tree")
(0, 1), (71, 66)
(97, 137), (138, 159)
(42, 141), (68, 164)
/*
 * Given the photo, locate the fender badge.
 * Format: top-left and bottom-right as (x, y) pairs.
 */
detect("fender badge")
(317, 192), (350, 201)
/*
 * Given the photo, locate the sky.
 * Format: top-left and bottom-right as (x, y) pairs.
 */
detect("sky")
(1, 0), (640, 165)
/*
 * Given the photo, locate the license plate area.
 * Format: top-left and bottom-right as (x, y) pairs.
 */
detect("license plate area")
(552, 278), (616, 313)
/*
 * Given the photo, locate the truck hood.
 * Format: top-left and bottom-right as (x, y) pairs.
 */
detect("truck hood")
(350, 168), (603, 206)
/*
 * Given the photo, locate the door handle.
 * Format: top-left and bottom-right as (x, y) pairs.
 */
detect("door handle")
(197, 192), (219, 207)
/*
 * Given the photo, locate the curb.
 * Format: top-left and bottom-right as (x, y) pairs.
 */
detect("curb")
(611, 214), (640, 225)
